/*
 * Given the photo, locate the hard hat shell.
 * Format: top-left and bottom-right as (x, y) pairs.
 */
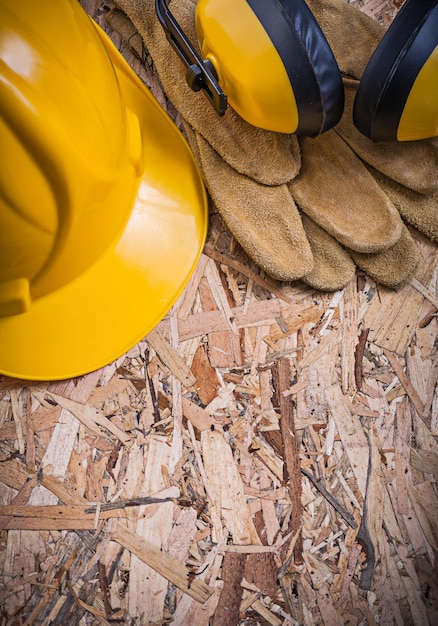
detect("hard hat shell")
(353, 0), (438, 142)
(194, 0), (344, 135)
(0, 0), (208, 380)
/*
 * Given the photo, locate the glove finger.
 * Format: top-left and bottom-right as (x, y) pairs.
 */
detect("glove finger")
(365, 166), (438, 242)
(335, 80), (438, 195)
(183, 124), (314, 282)
(109, 1), (301, 186)
(302, 216), (420, 291)
(349, 225), (420, 289)
(290, 131), (403, 253)
(300, 214), (356, 292)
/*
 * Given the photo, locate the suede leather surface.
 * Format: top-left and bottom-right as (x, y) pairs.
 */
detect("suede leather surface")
(184, 125), (314, 282)
(337, 80), (438, 195)
(290, 131), (403, 253)
(110, 0), (436, 290)
(350, 225), (420, 289)
(108, 0), (300, 186)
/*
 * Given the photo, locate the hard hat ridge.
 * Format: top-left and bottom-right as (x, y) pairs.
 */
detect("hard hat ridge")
(0, 0), (207, 380)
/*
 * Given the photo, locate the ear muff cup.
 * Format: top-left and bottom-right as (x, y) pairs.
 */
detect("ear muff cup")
(246, 0), (345, 135)
(195, 0), (344, 135)
(353, 0), (438, 142)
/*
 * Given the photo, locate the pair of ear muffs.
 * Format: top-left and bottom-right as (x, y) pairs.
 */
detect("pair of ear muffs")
(156, 0), (438, 142)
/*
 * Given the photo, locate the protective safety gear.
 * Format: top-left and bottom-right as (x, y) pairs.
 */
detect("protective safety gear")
(110, 0), (417, 288)
(157, 0), (438, 143)
(112, 0), (437, 292)
(299, 0), (438, 286)
(0, 0), (207, 380)
(107, 0), (315, 283)
(306, 0), (438, 223)
(156, 0), (345, 135)
(353, 0), (438, 142)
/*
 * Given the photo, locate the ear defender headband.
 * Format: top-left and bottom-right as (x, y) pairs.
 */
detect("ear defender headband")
(156, 0), (438, 142)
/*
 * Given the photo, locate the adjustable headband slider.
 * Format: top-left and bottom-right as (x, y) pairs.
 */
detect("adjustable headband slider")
(186, 64), (203, 92)
(155, 0), (227, 116)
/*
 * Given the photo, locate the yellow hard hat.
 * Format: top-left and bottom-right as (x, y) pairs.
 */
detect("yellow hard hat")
(353, 0), (438, 142)
(0, 0), (208, 380)
(156, 0), (344, 135)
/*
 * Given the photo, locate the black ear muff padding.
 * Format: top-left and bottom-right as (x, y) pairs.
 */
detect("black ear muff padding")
(353, 0), (438, 142)
(247, 0), (344, 136)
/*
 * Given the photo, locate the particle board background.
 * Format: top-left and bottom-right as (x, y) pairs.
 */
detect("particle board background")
(1, 1), (437, 624)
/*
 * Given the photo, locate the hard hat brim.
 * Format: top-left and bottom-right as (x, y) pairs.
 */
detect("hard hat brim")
(0, 24), (208, 381)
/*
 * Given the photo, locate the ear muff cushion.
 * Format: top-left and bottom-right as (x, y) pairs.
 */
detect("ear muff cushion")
(246, 0), (344, 136)
(353, 0), (438, 142)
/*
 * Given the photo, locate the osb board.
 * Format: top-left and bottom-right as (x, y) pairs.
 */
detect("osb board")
(1, 1), (437, 625)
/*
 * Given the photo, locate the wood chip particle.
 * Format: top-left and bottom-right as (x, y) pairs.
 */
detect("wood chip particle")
(146, 327), (196, 388)
(201, 429), (261, 545)
(240, 590), (283, 626)
(282, 380), (309, 397)
(113, 524), (214, 604)
(128, 436), (173, 620)
(408, 481), (438, 552)
(383, 349), (425, 421)
(203, 242), (289, 303)
(213, 552), (246, 626)
(410, 448), (438, 476)
(0, 476), (38, 532)
(250, 435), (284, 482)
(274, 357), (303, 562)
(199, 274), (244, 368)
(356, 425), (384, 591)
(302, 552), (343, 625)
(177, 254), (210, 321)
(223, 544), (279, 554)
(159, 298), (283, 342)
(9, 389), (25, 455)
(354, 327), (370, 391)
(34, 390), (132, 447)
(341, 279), (359, 395)
(205, 259), (239, 335)
(299, 328), (342, 370)
(259, 470), (281, 545)
(364, 239), (437, 355)
(403, 574), (430, 626)
(394, 397), (411, 516)
(410, 277), (438, 310)
(190, 344), (221, 404)
(325, 384), (369, 497)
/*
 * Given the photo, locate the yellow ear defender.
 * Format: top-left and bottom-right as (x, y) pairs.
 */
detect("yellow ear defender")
(353, 0), (438, 142)
(157, 0), (437, 142)
(0, 0), (207, 380)
(156, 0), (345, 135)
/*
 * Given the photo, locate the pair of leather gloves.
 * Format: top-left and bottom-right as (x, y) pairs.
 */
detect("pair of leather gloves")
(107, 0), (438, 291)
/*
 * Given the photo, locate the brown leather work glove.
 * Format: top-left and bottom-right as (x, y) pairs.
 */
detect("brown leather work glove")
(108, 0), (436, 291)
